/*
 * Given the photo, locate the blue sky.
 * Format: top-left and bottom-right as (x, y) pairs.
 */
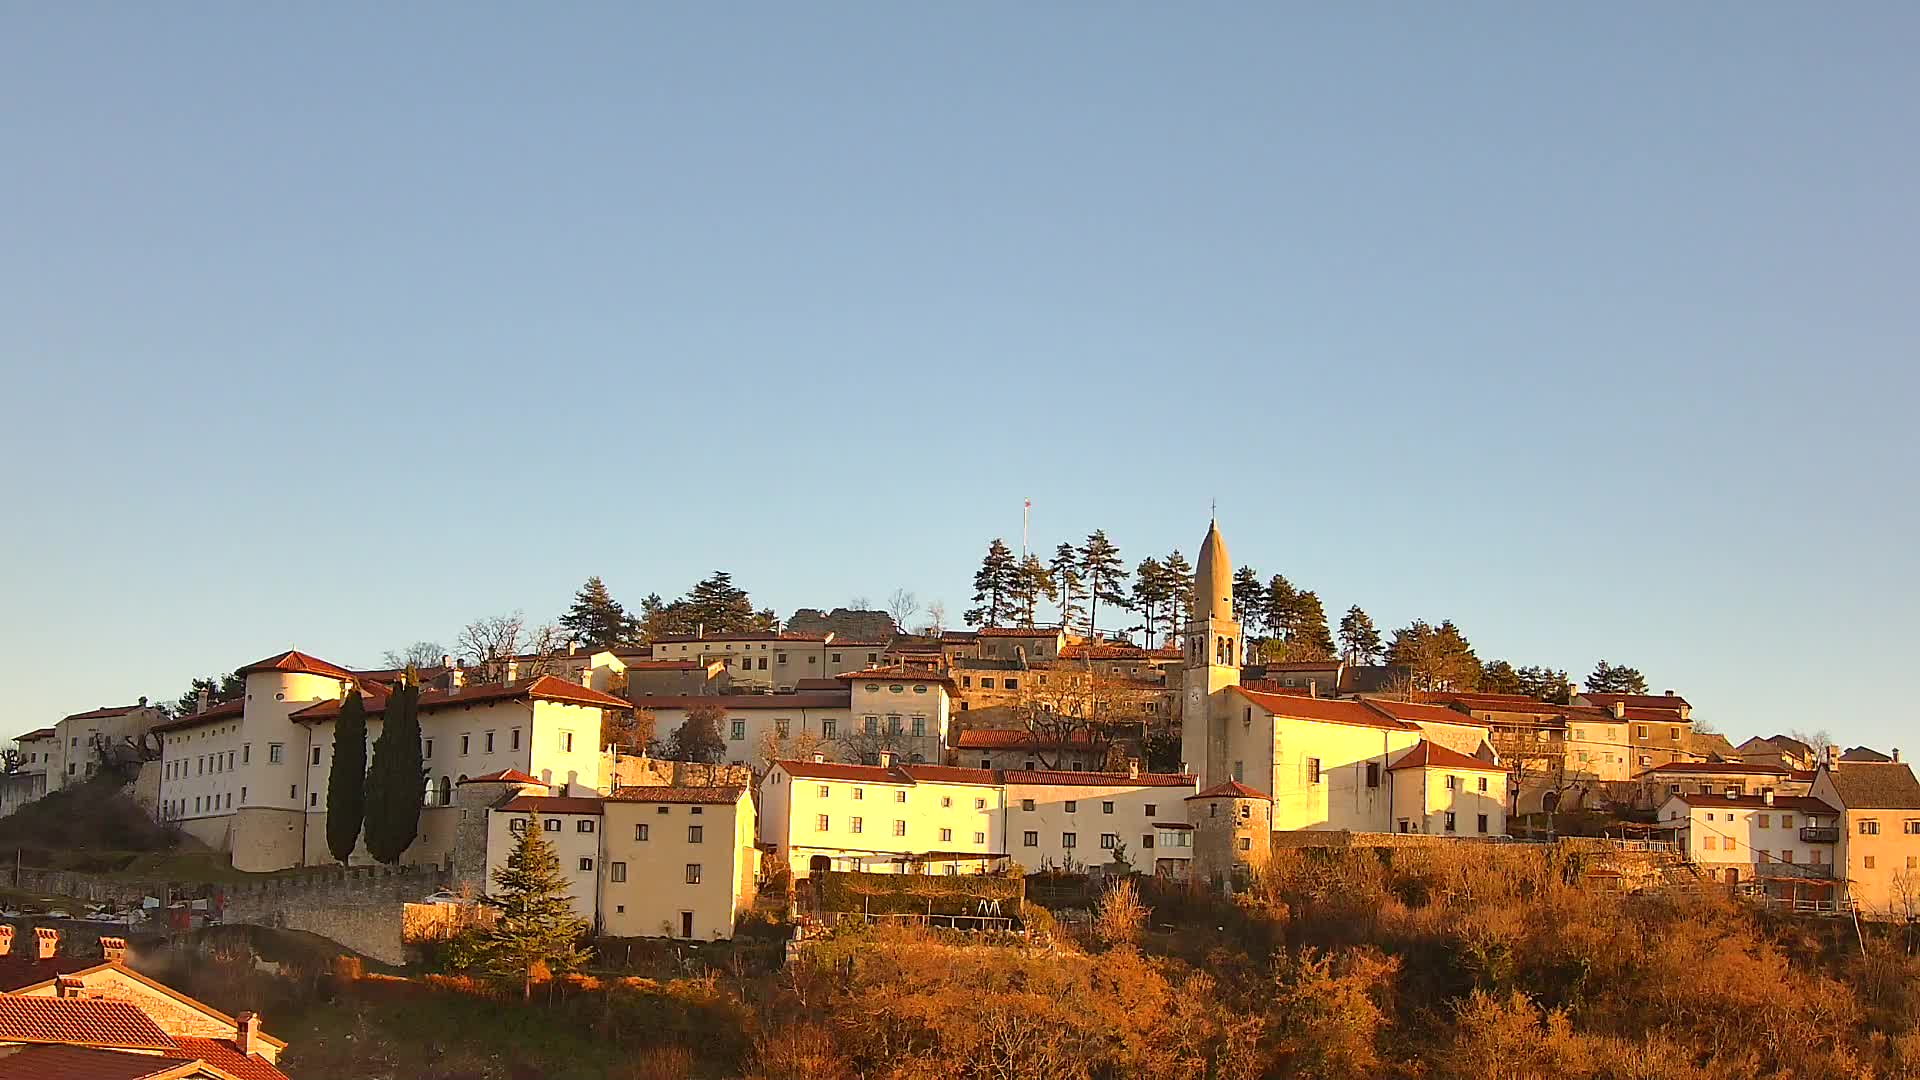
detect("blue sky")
(2, 7), (1915, 749)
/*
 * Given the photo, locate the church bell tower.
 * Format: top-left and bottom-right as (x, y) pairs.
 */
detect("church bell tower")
(1180, 518), (1242, 785)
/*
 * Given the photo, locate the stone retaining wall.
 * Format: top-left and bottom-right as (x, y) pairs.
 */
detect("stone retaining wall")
(221, 864), (446, 966)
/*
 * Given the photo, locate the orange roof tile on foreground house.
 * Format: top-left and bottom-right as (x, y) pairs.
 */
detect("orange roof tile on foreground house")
(498, 795), (605, 815)
(0, 995), (176, 1051)
(606, 786), (746, 805)
(1362, 697), (1491, 729)
(0, 1043), (206, 1080)
(14, 727), (56, 741)
(1388, 740), (1504, 772)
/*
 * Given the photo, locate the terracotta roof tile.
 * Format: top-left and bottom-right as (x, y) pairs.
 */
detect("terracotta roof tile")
(1668, 793), (1838, 813)
(975, 627), (1062, 637)
(59, 705), (154, 723)
(1388, 740), (1503, 772)
(150, 698), (245, 734)
(621, 660), (706, 671)
(952, 729), (1100, 751)
(1189, 779), (1270, 801)
(0, 956), (107, 992)
(293, 675), (631, 723)
(1363, 698), (1488, 728)
(0, 1044), (201, 1080)
(1642, 761), (1789, 776)
(237, 649), (357, 681)
(459, 769), (543, 785)
(0, 996), (177, 1051)
(1822, 762), (1920, 809)
(835, 666), (959, 690)
(498, 795), (604, 815)
(627, 692), (849, 711)
(1058, 644), (1172, 661)
(605, 786), (745, 805)
(1231, 687), (1420, 731)
(15, 727), (56, 742)
(171, 1037), (292, 1080)
(899, 764), (1000, 784)
(776, 759), (912, 784)
(1582, 692), (1691, 710)
(1004, 769), (1195, 788)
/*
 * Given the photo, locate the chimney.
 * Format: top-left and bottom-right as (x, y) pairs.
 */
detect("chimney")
(1664, 689), (1676, 697)
(1611, 701), (1626, 720)
(1308, 679), (1318, 699)
(1127, 758), (1140, 780)
(879, 751), (895, 768)
(1894, 748), (1902, 763)
(568, 640), (579, 656)
(1762, 790), (1775, 806)
(0, 925), (15, 957)
(811, 753), (826, 763)
(580, 667), (592, 688)
(1725, 790), (1737, 800)
(196, 688), (210, 714)
(137, 696), (147, 708)
(441, 653), (451, 670)
(55, 975), (86, 998)
(506, 659), (519, 682)
(452, 661), (466, 690)
(236, 1012), (262, 1055)
(697, 622), (706, 640)
(1826, 744), (1841, 766)
(99, 936), (126, 964)
(1566, 681), (1579, 701)
(35, 927), (59, 960)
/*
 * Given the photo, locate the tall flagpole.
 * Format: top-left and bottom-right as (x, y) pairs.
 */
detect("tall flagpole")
(1022, 498), (1031, 558)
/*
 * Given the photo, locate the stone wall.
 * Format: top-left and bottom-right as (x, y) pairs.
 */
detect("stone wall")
(221, 864), (445, 966)
(608, 757), (753, 789)
(10, 867), (208, 909)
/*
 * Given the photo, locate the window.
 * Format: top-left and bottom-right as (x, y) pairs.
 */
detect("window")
(941, 796), (952, 808)
(485, 731), (495, 753)
(1445, 776), (1458, 790)
(816, 814), (830, 831)
(656, 806), (669, 814)
(685, 864), (702, 884)
(1702, 836), (1717, 851)
(911, 716), (926, 737)
(1905, 820), (1920, 835)
(818, 785), (831, 798)
(1669, 727), (1680, 740)
(1022, 799), (1035, 811)
(974, 831), (986, 844)
(578, 857), (594, 871)
(962, 675), (972, 687)
(544, 819), (560, 832)
(776, 652), (788, 664)
(1232, 760), (1244, 782)
(609, 862), (627, 882)
(850, 817), (863, 834)
(893, 820), (907, 837)
(1065, 800), (1077, 813)
(1005, 678), (1018, 690)
(1477, 777), (1488, 792)
(243, 744), (250, 764)
(1102, 801), (1115, 814)
(1860, 820), (1881, 835)
(1758, 814), (1771, 828)
(1062, 832), (1077, 849)
(940, 828), (953, 842)
(1444, 812), (1457, 833)
(635, 823), (649, 841)
(887, 716), (902, 735)
(311, 746), (322, 766)
(1782, 814), (1795, 828)
(1782, 849), (1795, 863)
(460, 735), (471, 756)
(1640, 755), (1652, 767)
(981, 678), (995, 689)
(1024, 831), (1038, 847)
(1637, 725), (1648, 739)
(863, 717), (879, 736)
(775, 719), (790, 738)
(562, 732), (575, 753)
(1142, 834), (1155, 849)
(688, 825), (703, 843)
(894, 790), (907, 804)
(1864, 855), (1876, 870)
(424, 739), (434, 758)
(268, 743), (284, 764)
(974, 797), (986, 809)
(1101, 833), (1118, 849)
(1307, 758), (1322, 784)
(1238, 837), (1252, 851)
(730, 720), (746, 741)
(758, 658), (767, 670)
(577, 820), (595, 833)
(512, 729), (521, 750)
(822, 719), (837, 739)
(1365, 763), (1380, 788)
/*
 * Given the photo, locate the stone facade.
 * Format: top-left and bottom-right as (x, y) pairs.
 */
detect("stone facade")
(222, 864), (445, 966)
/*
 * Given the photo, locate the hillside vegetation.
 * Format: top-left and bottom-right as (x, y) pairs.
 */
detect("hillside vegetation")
(0, 774), (183, 867)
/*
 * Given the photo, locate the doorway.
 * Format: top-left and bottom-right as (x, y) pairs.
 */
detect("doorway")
(680, 911), (694, 938)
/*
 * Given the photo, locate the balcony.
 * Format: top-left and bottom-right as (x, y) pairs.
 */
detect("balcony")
(1800, 826), (1839, 844)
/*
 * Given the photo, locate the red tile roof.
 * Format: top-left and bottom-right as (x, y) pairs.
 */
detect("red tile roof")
(899, 764), (1001, 785)
(628, 692), (849, 711)
(498, 795), (603, 815)
(1582, 692), (1690, 710)
(1058, 644), (1169, 661)
(0, 1044), (202, 1080)
(1231, 687), (1419, 731)
(1388, 740), (1503, 772)
(835, 667), (960, 691)
(1004, 769), (1195, 788)
(777, 759), (913, 784)
(236, 649), (357, 681)
(605, 786), (745, 805)
(60, 705), (154, 723)
(1363, 698), (1489, 729)
(0, 996), (176, 1051)
(459, 769), (542, 785)
(15, 727), (56, 742)
(171, 1037), (291, 1080)
(1189, 779), (1270, 801)
(0, 956), (107, 992)
(1669, 794), (1838, 813)
(621, 660), (705, 671)
(292, 675), (631, 723)
(1642, 761), (1788, 776)
(1619, 706), (1693, 722)
(150, 698), (245, 734)
(951, 729), (1100, 751)
(975, 627), (1062, 637)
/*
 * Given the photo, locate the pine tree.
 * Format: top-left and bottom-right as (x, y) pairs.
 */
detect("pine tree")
(559, 576), (637, 648)
(1049, 543), (1084, 632)
(1516, 665), (1572, 704)
(1339, 606), (1383, 664)
(1009, 555), (1054, 627)
(478, 823), (591, 1000)
(1231, 567), (1268, 638)
(363, 671), (425, 864)
(1265, 575), (1298, 642)
(1077, 531), (1128, 637)
(1290, 591), (1336, 660)
(1587, 660), (1649, 695)
(1162, 549), (1194, 626)
(324, 686), (368, 864)
(966, 539), (1019, 628)
(1129, 557), (1173, 648)
(1387, 620), (1482, 693)
(683, 572), (757, 632)
(1480, 660), (1523, 696)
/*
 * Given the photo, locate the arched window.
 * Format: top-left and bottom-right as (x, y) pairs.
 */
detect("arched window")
(1226, 638), (1234, 666)
(438, 776), (452, 805)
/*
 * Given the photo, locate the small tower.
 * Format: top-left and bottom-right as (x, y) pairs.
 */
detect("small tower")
(1179, 519), (1243, 785)
(1186, 780), (1271, 893)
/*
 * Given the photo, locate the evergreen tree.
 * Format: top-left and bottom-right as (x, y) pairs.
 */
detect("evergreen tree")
(363, 671), (425, 864)
(1516, 665), (1572, 704)
(1265, 575), (1298, 641)
(1048, 543), (1084, 632)
(1009, 554), (1054, 628)
(1480, 660), (1523, 696)
(1339, 606), (1384, 664)
(666, 704), (727, 763)
(170, 673), (243, 717)
(1129, 557), (1173, 648)
(1077, 531), (1128, 636)
(1161, 549), (1194, 626)
(324, 686), (369, 864)
(1231, 567), (1268, 638)
(683, 572), (757, 632)
(1386, 620), (1482, 693)
(1289, 591), (1336, 660)
(965, 539), (1019, 628)
(478, 823), (591, 1000)
(1587, 660), (1649, 695)
(558, 576), (637, 648)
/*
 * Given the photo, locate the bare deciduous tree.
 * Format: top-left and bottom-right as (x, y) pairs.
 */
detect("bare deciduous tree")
(457, 612), (573, 683)
(887, 589), (921, 634)
(1009, 666), (1157, 769)
(381, 641), (447, 670)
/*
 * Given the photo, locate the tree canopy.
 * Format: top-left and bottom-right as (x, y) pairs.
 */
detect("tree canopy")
(477, 823), (591, 1000)
(1586, 660), (1649, 695)
(1078, 531), (1127, 636)
(1339, 606), (1383, 664)
(559, 576), (639, 648)
(1386, 620), (1482, 693)
(324, 686), (369, 864)
(666, 703), (728, 763)
(363, 671), (424, 864)
(966, 539), (1019, 628)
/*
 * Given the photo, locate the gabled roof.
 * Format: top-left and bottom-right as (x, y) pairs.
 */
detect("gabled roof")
(171, 1037), (291, 1080)
(0, 1044), (207, 1080)
(0, 955), (108, 991)
(1188, 779), (1270, 801)
(951, 729), (1101, 751)
(835, 666), (960, 691)
(459, 769), (542, 785)
(15, 727), (56, 742)
(899, 764), (1001, 785)
(620, 660), (706, 671)
(236, 650), (357, 681)
(292, 675), (631, 723)
(60, 705), (155, 723)
(0, 996), (176, 1051)
(1388, 740), (1503, 772)
(975, 627), (1062, 637)
(1821, 762), (1920, 809)
(1058, 643), (1173, 661)
(776, 759), (917, 784)
(150, 699), (245, 734)
(498, 795), (604, 815)
(1231, 686), (1419, 731)
(1363, 698), (1488, 729)
(1839, 746), (1892, 763)
(626, 692), (849, 711)
(7, 964), (287, 1053)
(605, 786), (745, 805)
(1004, 769), (1195, 788)
(1642, 760), (1788, 776)
(1581, 692), (1690, 710)
(1667, 793), (1837, 813)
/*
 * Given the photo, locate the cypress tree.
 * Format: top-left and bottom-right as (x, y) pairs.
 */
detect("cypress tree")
(479, 823), (591, 1000)
(324, 686), (368, 864)
(363, 670), (425, 864)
